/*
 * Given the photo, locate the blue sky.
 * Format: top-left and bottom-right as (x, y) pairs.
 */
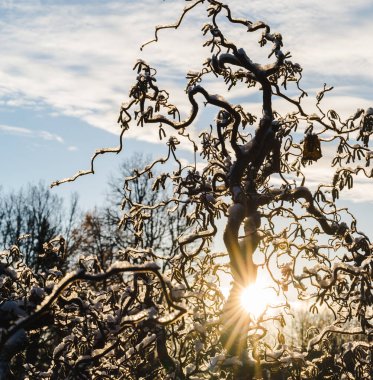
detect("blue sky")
(0, 0), (372, 232)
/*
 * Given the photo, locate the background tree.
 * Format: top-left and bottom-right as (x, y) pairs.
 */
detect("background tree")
(0, 183), (79, 271)
(69, 209), (117, 270)
(107, 153), (187, 260)
(70, 153), (187, 270)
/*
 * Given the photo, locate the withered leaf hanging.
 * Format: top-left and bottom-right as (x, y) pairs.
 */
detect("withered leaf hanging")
(302, 132), (322, 161)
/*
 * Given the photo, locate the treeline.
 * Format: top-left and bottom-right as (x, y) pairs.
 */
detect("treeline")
(0, 182), (78, 271)
(0, 154), (192, 379)
(0, 154), (183, 273)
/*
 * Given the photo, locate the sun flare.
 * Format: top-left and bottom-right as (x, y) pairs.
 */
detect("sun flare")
(240, 280), (278, 318)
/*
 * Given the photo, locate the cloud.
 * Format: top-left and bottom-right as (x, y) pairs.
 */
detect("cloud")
(0, 0), (371, 141)
(38, 130), (64, 143)
(0, 0), (189, 137)
(0, 1), (372, 204)
(0, 124), (31, 136)
(0, 124), (64, 143)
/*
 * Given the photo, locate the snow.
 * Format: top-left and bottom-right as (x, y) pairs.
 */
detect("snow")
(122, 334), (156, 362)
(307, 325), (365, 350)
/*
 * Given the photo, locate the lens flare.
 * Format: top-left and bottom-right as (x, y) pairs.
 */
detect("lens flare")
(240, 281), (277, 318)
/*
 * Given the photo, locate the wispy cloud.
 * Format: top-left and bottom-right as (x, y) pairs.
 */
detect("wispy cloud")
(38, 130), (64, 143)
(0, 124), (64, 143)
(0, 0), (371, 140)
(0, 124), (31, 136)
(0, 1), (372, 205)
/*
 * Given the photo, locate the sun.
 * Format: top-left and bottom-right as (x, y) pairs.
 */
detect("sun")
(240, 279), (278, 318)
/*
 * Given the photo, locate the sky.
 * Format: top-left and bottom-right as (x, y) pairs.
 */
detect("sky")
(0, 0), (372, 232)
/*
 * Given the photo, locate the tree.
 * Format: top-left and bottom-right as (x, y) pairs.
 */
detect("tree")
(0, 1), (371, 379)
(107, 152), (187, 260)
(0, 183), (79, 271)
(70, 153), (187, 270)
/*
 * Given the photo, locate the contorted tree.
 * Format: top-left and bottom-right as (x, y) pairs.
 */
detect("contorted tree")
(25, 0), (372, 379)
(0, 242), (188, 379)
